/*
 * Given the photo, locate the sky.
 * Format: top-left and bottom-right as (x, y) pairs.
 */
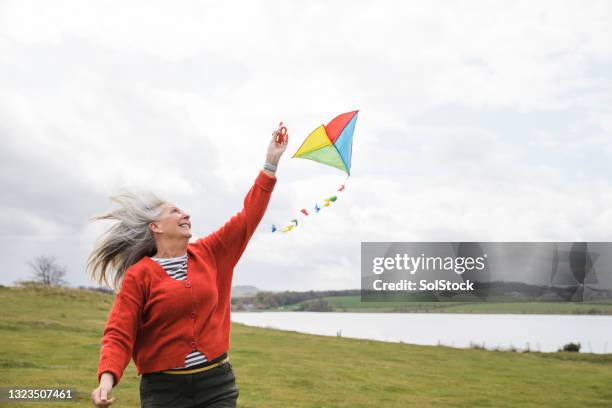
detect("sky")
(1, 0), (611, 291)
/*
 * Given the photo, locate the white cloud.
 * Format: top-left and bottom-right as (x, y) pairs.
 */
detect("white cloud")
(1, 0), (611, 289)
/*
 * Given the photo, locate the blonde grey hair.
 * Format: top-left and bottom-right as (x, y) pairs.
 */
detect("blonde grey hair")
(87, 191), (165, 289)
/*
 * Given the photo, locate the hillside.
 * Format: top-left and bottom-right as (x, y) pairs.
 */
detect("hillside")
(1, 284), (611, 407)
(284, 295), (612, 314)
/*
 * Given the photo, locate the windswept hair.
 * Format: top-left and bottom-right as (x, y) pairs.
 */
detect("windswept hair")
(87, 191), (165, 290)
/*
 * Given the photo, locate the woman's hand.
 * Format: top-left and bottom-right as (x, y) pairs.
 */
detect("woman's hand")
(266, 123), (289, 166)
(91, 373), (116, 407)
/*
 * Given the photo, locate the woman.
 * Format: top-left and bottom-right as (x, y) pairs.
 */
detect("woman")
(89, 127), (288, 407)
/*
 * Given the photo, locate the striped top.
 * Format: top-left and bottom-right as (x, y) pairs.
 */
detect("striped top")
(151, 254), (208, 369)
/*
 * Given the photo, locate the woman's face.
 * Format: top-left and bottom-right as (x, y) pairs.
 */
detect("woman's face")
(150, 203), (192, 240)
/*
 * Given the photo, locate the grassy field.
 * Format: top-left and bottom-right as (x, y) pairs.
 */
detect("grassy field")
(283, 295), (612, 314)
(1, 285), (611, 407)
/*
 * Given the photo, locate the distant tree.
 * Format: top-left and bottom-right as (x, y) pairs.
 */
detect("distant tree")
(559, 342), (581, 353)
(296, 298), (333, 312)
(28, 255), (67, 286)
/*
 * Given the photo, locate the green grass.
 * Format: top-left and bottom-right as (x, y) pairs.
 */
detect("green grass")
(283, 295), (612, 314)
(1, 285), (611, 407)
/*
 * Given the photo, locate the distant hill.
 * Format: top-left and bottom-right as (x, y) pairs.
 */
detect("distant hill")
(231, 284), (612, 313)
(231, 285), (261, 298)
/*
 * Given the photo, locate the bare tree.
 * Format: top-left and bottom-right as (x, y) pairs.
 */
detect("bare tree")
(28, 255), (67, 286)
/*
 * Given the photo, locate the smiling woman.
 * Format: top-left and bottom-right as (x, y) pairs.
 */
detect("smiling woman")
(149, 203), (194, 257)
(86, 125), (289, 408)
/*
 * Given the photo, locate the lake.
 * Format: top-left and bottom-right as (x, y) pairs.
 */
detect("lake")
(231, 312), (612, 354)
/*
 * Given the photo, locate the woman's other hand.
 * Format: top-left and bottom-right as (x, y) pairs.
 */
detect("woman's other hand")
(91, 372), (116, 407)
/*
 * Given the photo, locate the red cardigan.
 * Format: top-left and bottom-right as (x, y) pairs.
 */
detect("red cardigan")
(97, 170), (277, 385)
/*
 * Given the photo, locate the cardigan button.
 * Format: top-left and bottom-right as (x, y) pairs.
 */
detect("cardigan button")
(190, 341), (197, 348)
(185, 282), (191, 288)
(190, 312), (196, 319)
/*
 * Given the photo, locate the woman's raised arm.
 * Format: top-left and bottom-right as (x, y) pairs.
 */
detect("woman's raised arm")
(195, 127), (288, 269)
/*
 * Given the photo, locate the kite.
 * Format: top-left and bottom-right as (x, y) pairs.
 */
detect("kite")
(272, 110), (359, 233)
(292, 110), (358, 175)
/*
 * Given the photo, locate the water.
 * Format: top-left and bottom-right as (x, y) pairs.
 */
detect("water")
(231, 312), (612, 354)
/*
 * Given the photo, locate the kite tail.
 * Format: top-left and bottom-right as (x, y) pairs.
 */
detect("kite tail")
(271, 178), (349, 233)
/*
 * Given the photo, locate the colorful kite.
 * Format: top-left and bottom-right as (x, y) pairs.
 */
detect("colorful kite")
(273, 110), (359, 233)
(292, 110), (358, 175)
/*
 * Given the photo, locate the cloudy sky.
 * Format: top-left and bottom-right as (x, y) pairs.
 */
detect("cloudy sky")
(1, 0), (611, 290)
